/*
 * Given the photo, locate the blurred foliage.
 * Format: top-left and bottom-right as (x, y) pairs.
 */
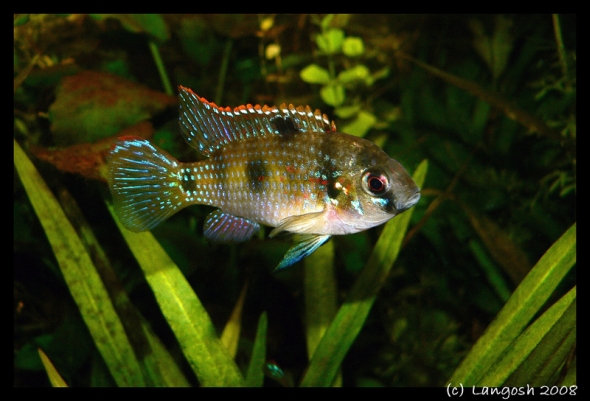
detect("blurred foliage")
(14, 14), (575, 387)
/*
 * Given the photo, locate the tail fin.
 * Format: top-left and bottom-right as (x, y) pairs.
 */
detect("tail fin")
(107, 136), (186, 232)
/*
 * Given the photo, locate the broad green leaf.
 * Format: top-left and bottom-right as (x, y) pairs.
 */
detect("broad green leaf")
(449, 222), (576, 386)
(304, 239), (337, 360)
(245, 313), (268, 387)
(320, 83), (345, 107)
(38, 348), (68, 387)
(341, 110), (377, 137)
(484, 287), (576, 386)
(316, 28), (345, 54)
(300, 64), (331, 85)
(561, 355), (576, 387)
(14, 335), (52, 371)
(58, 186), (189, 387)
(300, 160), (428, 387)
(337, 65), (370, 84)
(130, 14), (170, 42)
(92, 14), (170, 42)
(342, 37), (365, 57)
(110, 207), (244, 387)
(139, 320), (192, 386)
(304, 239), (342, 386)
(49, 71), (176, 145)
(14, 140), (145, 387)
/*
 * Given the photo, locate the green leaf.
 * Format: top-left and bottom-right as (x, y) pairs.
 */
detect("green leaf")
(304, 239), (341, 386)
(110, 205), (244, 387)
(342, 37), (365, 57)
(316, 28), (345, 54)
(300, 160), (428, 387)
(220, 282), (248, 358)
(131, 14), (170, 42)
(469, 15), (514, 80)
(92, 14), (170, 42)
(49, 71), (176, 145)
(304, 240), (337, 360)
(245, 313), (268, 387)
(341, 110), (377, 137)
(57, 184), (189, 387)
(14, 335), (52, 371)
(337, 65), (370, 84)
(449, 222), (576, 386)
(14, 140), (145, 387)
(320, 83), (345, 107)
(300, 64), (331, 85)
(38, 348), (68, 387)
(484, 287), (576, 386)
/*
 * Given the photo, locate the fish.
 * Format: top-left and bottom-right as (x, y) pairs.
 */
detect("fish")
(107, 86), (421, 270)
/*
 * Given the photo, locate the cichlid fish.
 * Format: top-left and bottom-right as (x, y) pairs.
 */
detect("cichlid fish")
(107, 86), (421, 270)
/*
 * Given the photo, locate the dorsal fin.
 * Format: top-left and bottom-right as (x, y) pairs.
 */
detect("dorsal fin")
(178, 86), (337, 156)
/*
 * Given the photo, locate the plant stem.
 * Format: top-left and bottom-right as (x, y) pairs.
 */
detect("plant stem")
(215, 39), (234, 106)
(149, 40), (173, 96)
(552, 14), (569, 79)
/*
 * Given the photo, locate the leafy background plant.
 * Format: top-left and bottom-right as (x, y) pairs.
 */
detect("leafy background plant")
(14, 14), (575, 387)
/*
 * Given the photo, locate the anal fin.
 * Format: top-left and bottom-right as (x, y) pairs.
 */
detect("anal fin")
(204, 210), (260, 243)
(275, 234), (331, 271)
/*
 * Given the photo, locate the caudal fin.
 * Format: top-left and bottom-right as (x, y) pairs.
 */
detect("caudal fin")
(107, 136), (186, 232)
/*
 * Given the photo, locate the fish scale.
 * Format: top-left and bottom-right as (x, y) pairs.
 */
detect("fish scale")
(107, 86), (421, 270)
(175, 133), (332, 227)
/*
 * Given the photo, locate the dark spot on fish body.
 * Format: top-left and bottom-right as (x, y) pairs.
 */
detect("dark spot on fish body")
(327, 178), (341, 199)
(246, 159), (268, 193)
(271, 115), (300, 139)
(317, 145), (343, 200)
(180, 168), (197, 194)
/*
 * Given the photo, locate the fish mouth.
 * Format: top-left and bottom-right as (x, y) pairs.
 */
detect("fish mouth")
(395, 188), (421, 213)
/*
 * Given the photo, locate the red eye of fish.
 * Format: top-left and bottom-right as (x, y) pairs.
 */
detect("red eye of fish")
(362, 172), (389, 195)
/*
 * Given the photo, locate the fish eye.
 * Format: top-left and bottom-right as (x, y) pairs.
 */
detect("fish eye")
(362, 171), (389, 195)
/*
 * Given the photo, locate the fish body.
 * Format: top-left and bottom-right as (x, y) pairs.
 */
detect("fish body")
(107, 86), (420, 269)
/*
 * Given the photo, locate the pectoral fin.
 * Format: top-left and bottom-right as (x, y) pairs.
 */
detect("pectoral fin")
(275, 234), (331, 271)
(269, 210), (326, 237)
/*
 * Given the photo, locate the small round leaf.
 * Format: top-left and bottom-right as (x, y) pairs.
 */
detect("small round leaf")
(316, 28), (345, 54)
(300, 64), (331, 84)
(320, 83), (346, 107)
(342, 37), (365, 57)
(337, 65), (370, 84)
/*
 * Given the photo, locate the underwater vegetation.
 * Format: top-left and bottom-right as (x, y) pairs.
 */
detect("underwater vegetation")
(14, 14), (575, 387)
